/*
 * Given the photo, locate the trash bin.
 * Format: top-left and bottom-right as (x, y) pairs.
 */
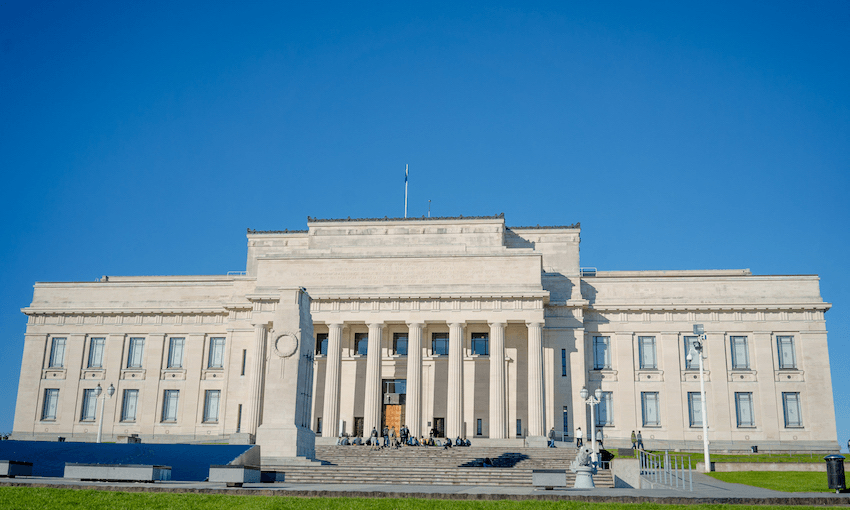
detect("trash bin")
(824, 454), (845, 492)
(751, 446), (758, 453)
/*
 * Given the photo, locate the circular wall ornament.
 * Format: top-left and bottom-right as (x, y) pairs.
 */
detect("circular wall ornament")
(274, 332), (299, 358)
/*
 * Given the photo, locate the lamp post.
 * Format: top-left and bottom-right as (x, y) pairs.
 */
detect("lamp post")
(95, 383), (115, 443)
(687, 324), (710, 471)
(581, 386), (602, 465)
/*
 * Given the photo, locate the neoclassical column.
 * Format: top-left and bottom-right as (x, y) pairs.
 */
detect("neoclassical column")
(405, 322), (424, 438)
(363, 323), (383, 435)
(247, 323), (267, 436)
(526, 321), (545, 436)
(447, 322), (465, 439)
(488, 321), (506, 439)
(322, 323), (343, 437)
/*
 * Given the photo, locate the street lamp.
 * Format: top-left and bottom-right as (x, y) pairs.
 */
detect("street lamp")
(687, 324), (710, 471)
(581, 386), (603, 465)
(95, 383), (115, 443)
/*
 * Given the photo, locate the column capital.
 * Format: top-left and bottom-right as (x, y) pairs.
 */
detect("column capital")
(448, 322), (465, 329)
(526, 321), (544, 329)
(488, 321), (506, 328)
(327, 322), (344, 329)
(367, 322), (383, 329)
(406, 321), (424, 328)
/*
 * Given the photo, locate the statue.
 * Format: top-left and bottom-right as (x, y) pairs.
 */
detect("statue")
(570, 445), (597, 488)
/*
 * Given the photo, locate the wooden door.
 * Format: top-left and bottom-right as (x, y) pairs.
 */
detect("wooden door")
(382, 405), (405, 434)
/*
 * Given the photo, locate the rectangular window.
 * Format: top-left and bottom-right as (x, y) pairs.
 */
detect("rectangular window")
(471, 333), (488, 355)
(167, 338), (185, 369)
(735, 392), (755, 427)
(687, 392), (703, 427)
(80, 388), (97, 421)
(562, 406), (569, 436)
(121, 389), (139, 422)
(208, 337), (225, 368)
(355, 332), (368, 355)
(639, 336), (657, 369)
(241, 349), (247, 376)
(432, 333), (449, 356)
(237, 404), (243, 433)
(683, 336), (700, 370)
(162, 390), (179, 422)
(203, 390), (221, 423)
(561, 349), (567, 376)
(393, 332), (408, 356)
(596, 391), (613, 426)
(731, 336), (750, 369)
(777, 336), (797, 369)
(42, 389), (59, 420)
(641, 391), (660, 427)
(49, 337), (66, 368)
(316, 333), (328, 356)
(516, 419), (523, 437)
(476, 418), (482, 436)
(127, 337), (145, 368)
(316, 417), (322, 434)
(782, 392), (803, 428)
(88, 338), (105, 368)
(593, 336), (610, 369)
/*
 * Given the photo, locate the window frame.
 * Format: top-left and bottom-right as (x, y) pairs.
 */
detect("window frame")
(592, 336), (610, 370)
(735, 392), (755, 428)
(167, 337), (185, 369)
(393, 332), (409, 356)
(687, 391), (703, 427)
(782, 392), (803, 428)
(683, 336), (700, 370)
(87, 337), (105, 369)
(41, 388), (59, 421)
(777, 336), (797, 370)
(127, 337), (145, 369)
(354, 332), (368, 356)
(121, 389), (139, 422)
(596, 391), (613, 426)
(470, 332), (488, 356)
(207, 337), (226, 369)
(49, 337), (66, 368)
(316, 333), (328, 356)
(730, 336), (750, 370)
(641, 391), (661, 427)
(638, 336), (657, 370)
(161, 389), (179, 423)
(80, 388), (97, 422)
(432, 332), (449, 356)
(203, 389), (221, 423)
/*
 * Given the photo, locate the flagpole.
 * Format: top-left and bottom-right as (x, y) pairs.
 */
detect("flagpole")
(404, 164), (408, 218)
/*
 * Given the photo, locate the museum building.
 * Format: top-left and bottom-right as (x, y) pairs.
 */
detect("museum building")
(12, 215), (838, 452)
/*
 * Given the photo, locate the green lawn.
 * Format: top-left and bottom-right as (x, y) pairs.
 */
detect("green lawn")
(0, 487), (836, 510)
(707, 471), (833, 492)
(615, 451), (832, 464)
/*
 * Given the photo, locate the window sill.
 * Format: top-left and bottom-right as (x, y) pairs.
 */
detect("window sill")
(589, 370), (618, 382)
(681, 370), (711, 382)
(42, 369), (66, 380)
(161, 369), (186, 381)
(201, 369), (224, 380)
(727, 370), (758, 382)
(81, 369), (105, 380)
(121, 369), (146, 380)
(775, 370), (804, 382)
(635, 370), (664, 382)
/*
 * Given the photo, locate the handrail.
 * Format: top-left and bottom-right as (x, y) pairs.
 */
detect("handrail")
(227, 271), (247, 276)
(640, 450), (693, 491)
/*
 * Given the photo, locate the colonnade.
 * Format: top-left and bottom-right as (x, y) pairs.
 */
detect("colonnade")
(316, 321), (545, 440)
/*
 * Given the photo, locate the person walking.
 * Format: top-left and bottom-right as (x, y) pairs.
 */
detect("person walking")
(382, 426), (389, 448)
(575, 427), (583, 448)
(636, 430), (644, 450)
(370, 427), (379, 451)
(548, 427), (556, 448)
(630, 430), (637, 450)
(595, 429), (604, 449)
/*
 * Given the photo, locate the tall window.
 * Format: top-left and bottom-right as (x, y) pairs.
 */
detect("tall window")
(596, 391), (613, 426)
(639, 336), (657, 369)
(432, 333), (449, 356)
(162, 390), (179, 422)
(80, 388), (97, 421)
(593, 336), (610, 369)
(316, 333), (328, 356)
(683, 336), (700, 369)
(516, 419), (523, 437)
(393, 332), (408, 355)
(127, 337), (145, 368)
(562, 407), (569, 436)
(730, 336), (750, 369)
(476, 418), (482, 436)
(641, 392), (660, 427)
(49, 337), (66, 368)
(561, 349), (567, 376)
(88, 338), (105, 368)
(687, 392), (703, 427)
(167, 338), (185, 368)
(203, 390), (221, 423)
(121, 389), (139, 422)
(471, 333), (488, 355)
(735, 392), (755, 427)
(42, 389), (59, 420)
(777, 336), (797, 369)
(355, 333), (368, 355)
(208, 337), (225, 368)
(782, 392), (803, 428)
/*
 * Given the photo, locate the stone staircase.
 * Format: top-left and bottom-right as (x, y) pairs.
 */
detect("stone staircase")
(264, 445), (614, 487)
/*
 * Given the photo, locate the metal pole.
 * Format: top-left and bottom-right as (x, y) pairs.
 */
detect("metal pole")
(404, 164), (408, 218)
(96, 393), (105, 443)
(699, 337), (710, 471)
(589, 396), (597, 465)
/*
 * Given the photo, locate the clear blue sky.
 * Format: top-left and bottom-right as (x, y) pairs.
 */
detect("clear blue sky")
(2, 1), (848, 448)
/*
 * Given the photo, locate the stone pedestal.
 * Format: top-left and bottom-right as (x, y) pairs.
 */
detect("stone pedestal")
(572, 465), (596, 488)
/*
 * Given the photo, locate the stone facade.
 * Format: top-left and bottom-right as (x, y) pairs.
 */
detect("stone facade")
(12, 215), (838, 452)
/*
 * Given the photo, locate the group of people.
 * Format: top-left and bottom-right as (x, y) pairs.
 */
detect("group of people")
(571, 427), (605, 448)
(335, 425), (472, 450)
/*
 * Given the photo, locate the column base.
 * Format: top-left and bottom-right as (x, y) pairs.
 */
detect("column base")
(255, 424), (315, 460)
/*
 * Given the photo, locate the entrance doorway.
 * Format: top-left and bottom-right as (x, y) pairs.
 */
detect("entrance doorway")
(432, 417), (445, 438)
(381, 379), (407, 433)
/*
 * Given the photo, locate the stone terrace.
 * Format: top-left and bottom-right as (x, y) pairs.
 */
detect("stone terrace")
(265, 445), (615, 487)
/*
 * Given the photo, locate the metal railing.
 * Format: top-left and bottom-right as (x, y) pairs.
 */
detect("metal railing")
(227, 271), (247, 276)
(640, 450), (693, 491)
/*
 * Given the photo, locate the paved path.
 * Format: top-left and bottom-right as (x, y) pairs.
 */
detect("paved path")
(2, 473), (849, 505)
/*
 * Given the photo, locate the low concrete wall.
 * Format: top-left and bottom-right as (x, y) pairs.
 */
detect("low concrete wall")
(611, 458), (639, 488)
(532, 469), (567, 489)
(209, 465), (261, 486)
(229, 445), (260, 467)
(697, 461), (826, 472)
(0, 461), (33, 478)
(64, 463), (172, 482)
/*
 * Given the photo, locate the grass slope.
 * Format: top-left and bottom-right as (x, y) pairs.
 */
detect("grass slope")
(707, 471), (832, 492)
